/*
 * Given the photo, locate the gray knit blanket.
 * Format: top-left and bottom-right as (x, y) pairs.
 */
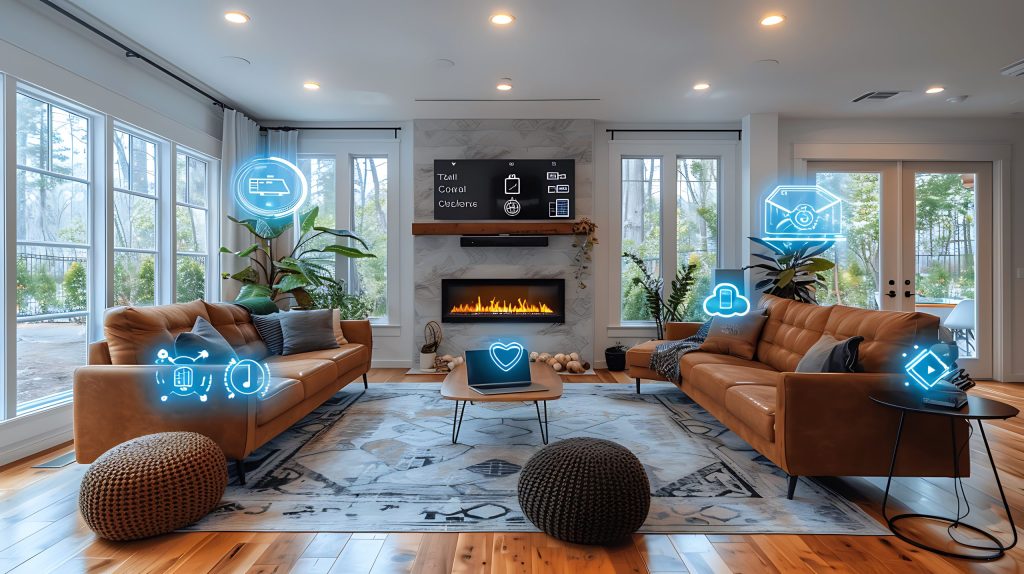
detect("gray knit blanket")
(648, 320), (712, 383)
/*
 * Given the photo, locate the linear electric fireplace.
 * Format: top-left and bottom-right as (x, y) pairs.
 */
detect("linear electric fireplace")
(441, 279), (565, 323)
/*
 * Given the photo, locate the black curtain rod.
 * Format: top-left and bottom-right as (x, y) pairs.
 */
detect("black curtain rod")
(607, 129), (742, 141)
(38, 0), (238, 113)
(262, 126), (402, 138)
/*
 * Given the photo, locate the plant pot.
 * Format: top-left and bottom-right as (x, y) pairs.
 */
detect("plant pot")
(605, 347), (627, 371)
(419, 352), (437, 371)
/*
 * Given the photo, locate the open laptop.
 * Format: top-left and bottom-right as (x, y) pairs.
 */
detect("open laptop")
(465, 348), (548, 395)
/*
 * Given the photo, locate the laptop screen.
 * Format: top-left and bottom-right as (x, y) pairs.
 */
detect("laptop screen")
(465, 348), (531, 387)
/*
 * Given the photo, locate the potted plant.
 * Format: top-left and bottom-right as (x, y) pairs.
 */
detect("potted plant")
(307, 280), (375, 319)
(221, 206), (375, 308)
(605, 342), (628, 371)
(743, 238), (834, 303)
(621, 252), (699, 339)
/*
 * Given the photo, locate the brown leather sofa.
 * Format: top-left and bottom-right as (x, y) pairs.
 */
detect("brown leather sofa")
(627, 294), (968, 498)
(73, 300), (372, 482)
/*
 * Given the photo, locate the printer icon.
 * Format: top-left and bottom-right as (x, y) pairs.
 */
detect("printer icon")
(763, 185), (843, 241)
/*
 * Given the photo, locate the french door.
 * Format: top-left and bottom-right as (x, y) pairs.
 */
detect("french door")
(807, 161), (992, 377)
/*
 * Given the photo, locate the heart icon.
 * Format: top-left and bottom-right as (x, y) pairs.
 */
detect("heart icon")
(488, 341), (524, 373)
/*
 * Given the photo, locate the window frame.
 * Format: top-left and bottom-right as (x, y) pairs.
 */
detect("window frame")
(111, 123), (162, 306)
(297, 137), (400, 328)
(174, 146), (217, 302)
(609, 140), (740, 328)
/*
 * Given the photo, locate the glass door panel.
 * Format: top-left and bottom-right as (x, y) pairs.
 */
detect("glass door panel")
(903, 162), (991, 375)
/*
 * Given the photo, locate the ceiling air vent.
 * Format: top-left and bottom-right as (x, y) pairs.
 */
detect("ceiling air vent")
(852, 91), (904, 103)
(1000, 59), (1024, 77)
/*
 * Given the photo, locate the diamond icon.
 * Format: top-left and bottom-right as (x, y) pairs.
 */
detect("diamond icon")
(904, 347), (952, 390)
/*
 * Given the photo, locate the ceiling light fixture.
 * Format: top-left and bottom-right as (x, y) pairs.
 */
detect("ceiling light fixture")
(224, 11), (251, 24)
(926, 86), (945, 94)
(490, 14), (515, 25)
(760, 14), (785, 26)
(496, 78), (513, 91)
(693, 82), (711, 91)
(303, 81), (321, 91)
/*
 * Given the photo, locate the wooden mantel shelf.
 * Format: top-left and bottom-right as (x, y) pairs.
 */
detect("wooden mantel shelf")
(412, 221), (578, 236)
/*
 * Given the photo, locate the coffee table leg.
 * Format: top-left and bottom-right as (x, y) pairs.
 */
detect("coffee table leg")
(452, 400), (467, 444)
(534, 401), (549, 445)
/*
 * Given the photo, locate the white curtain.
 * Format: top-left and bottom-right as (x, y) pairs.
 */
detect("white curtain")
(220, 109), (262, 300)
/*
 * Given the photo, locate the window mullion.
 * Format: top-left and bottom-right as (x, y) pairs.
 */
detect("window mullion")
(161, 142), (176, 304)
(2, 74), (17, 420)
(663, 153), (678, 299)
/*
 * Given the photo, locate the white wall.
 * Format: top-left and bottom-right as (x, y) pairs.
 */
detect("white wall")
(778, 117), (1024, 381)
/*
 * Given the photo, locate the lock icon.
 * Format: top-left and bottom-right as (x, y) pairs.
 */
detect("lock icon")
(504, 174), (520, 194)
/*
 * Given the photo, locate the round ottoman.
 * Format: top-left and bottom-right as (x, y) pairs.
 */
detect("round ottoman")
(79, 432), (228, 541)
(518, 437), (650, 545)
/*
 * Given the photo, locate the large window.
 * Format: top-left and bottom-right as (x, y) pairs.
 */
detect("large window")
(14, 92), (90, 414)
(612, 142), (736, 328)
(112, 128), (158, 306)
(297, 140), (398, 324)
(3, 80), (219, 420)
(176, 151), (210, 302)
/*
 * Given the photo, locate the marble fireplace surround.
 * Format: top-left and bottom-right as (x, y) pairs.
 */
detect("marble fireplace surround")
(412, 119), (595, 364)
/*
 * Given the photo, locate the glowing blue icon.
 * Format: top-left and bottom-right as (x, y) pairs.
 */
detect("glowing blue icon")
(155, 348), (212, 402)
(703, 283), (751, 318)
(489, 341), (525, 372)
(763, 185), (843, 242)
(224, 358), (271, 399)
(232, 157), (308, 219)
(903, 345), (953, 390)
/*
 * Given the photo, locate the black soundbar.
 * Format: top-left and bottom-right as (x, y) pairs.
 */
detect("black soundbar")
(460, 235), (549, 247)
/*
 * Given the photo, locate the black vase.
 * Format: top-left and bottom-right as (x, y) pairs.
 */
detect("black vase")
(605, 347), (627, 371)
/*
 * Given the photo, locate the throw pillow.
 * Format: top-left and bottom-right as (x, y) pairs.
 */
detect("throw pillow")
(174, 316), (237, 363)
(795, 334), (865, 373)
(251, 313), (285, 356)
(699, 313), (768, 360)
(279, 309), (341, 356)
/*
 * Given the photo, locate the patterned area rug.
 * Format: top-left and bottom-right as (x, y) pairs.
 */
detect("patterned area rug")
(189, 383), (886, 534)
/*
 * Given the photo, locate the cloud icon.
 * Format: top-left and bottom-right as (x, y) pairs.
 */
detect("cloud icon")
(703, 283), (751, 318)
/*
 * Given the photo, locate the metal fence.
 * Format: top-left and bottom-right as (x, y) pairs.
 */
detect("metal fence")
(17, 252), (87, 317)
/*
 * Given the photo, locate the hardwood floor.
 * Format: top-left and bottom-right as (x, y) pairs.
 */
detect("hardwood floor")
(2, 369), (1022, 573)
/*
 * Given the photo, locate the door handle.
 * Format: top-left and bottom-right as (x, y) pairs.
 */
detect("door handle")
(904, 291), (914, 298)
(886, 290), (897, 298)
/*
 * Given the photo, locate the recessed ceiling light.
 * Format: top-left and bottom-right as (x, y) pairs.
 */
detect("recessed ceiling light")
(760, 14), (785, 26)
(303, 81), (321, 91)
(693, 82), (711, 91)
(490, 14), (515, 25)
(926, 86), (945, 94)
(224, 11), (250, 24)
(496, 78), (513, 91)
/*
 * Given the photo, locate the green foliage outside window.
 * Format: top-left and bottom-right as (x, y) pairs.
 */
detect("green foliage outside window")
(63, 261), (87, 310)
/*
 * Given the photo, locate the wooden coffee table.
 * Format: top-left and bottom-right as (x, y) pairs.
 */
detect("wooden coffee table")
(441, 362), (563, 444)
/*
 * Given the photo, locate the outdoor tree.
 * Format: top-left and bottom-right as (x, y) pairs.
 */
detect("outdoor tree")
(63, 261), (87, 311)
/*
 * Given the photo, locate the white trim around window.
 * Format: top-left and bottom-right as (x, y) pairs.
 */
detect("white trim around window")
(607, 140), (740, 329)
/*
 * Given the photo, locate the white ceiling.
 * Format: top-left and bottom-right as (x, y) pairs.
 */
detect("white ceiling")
(67, 0), (1024, 122)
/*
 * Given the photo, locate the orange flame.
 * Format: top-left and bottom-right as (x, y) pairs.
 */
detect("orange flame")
(450, 296), (555, 315)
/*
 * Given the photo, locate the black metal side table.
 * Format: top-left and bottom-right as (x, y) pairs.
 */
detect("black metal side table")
(871, 391), (1019, 560)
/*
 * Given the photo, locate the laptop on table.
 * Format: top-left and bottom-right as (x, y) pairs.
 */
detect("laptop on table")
(465, 348), (548, 395)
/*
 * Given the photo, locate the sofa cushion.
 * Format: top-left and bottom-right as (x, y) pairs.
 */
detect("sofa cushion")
(104, 300), (210, 365)
(280, 309), (340, 356)
(204, 302), (268, 360)
(823, 305), (939, 372)
(256, 378), (304, 426)
(266, 359), (338, 397)
(688, 364), (781, 406)
(174, 316), (238, 363)
(755, 295), (834, 372)
(626, 340), (666, 368)
(724, 385), (777, 442)
(700, 313), (768, 360)
(251, 314), (285, 356)
(266, 344), (368, 376)
(679, 352), (776, 382)
(795, 334), (863, 373)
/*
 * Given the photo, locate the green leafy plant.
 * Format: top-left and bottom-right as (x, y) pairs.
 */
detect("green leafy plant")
(221, 206), (375, 309)
(744, 238), (835, 304)
(307, 280), (375, 320)
(622, 251), (699, 339)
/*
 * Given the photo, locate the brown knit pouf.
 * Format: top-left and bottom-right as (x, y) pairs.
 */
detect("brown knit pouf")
(79, 432), (227, 541)
(518, 437), (651, 545)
